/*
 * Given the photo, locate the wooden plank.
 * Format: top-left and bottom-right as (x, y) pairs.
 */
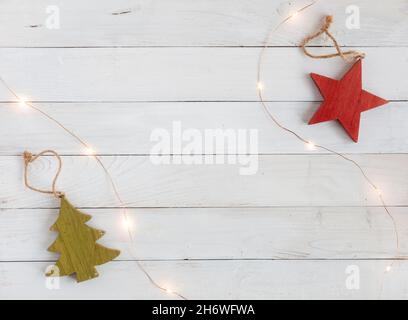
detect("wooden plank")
(0, 47), (406, 102)
(0, 207), (406, 261)
(1, 260), (407, 299)
(1, 0), (406, 301)
(0, 0), (407, 47)
(0, 154), (406, 208)
(1, 101), (407, 155)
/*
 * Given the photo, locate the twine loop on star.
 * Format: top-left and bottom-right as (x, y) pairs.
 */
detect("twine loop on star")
(300, 15), (365, 62)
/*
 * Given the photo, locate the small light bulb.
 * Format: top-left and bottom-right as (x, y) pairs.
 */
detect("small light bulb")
(122, 215), (133, 230)
(83, 146), (95, 156)
(306, 141), (316, 150)
(375, 188), (382, 196)
(291, 11), (299, 20)
(165, 288), (173, 294)
(385, 265), (392, 273)
(17, 97), (28, 109)
(257, 82), (264, 91)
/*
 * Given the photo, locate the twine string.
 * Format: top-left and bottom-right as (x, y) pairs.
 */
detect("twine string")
(300, 15), (365, 61)
(23, 149), (64, 199)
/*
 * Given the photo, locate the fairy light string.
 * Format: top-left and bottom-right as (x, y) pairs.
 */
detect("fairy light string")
(256, 2), (401, 264)
(0, 0), (402, 297)
(0, 76), (187, 300)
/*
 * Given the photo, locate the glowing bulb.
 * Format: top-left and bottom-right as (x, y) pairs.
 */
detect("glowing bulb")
(375, 188), (382, 196)
(291, 11), (299, 19)
(122, 215), (133, 231)
(17, 97), (29, 109)
(165, 288), (173, 294)
(385, 265), (392, 273)
(83, 146), (95, 156)
(257, 82), (264, 91)
(306, 141), (316, 150)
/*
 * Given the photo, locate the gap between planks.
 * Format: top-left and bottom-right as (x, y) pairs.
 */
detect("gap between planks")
(2, 205), (408, 209)
(1, 45), (408, 49)
(2, 258), (408, 263)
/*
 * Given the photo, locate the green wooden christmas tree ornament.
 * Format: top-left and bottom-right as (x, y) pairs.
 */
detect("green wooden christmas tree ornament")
(47, 196), (120, 282)
(23, 150), (120, 283)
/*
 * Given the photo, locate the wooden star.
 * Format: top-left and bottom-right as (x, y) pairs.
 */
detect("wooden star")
(308, 59), (388, 142)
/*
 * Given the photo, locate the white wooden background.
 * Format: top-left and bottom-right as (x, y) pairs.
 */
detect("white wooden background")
(0, 0), (407, 299)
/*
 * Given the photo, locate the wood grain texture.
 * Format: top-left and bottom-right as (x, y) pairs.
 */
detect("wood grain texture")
(0, 0), (406, 47)
(1, 154), (407, 208)
(0, 47), (406, 102)
(47, 197), (120, 282)
(0, 207), (406, 261)
(309, 60), (388, 142)
(0, 0), (407, 299)
(1, 101), (406, 155)
(1, 260), (408, 299)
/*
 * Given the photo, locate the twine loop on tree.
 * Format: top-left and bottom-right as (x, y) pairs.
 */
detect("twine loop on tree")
(300, 15), (365, 62)
(23, 150), (65, 198)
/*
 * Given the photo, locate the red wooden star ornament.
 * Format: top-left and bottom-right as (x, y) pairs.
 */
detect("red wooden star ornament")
(308, 59), (388, 142)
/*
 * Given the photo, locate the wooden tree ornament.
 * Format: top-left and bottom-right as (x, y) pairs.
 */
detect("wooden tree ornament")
(23, 150), (120, 282)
